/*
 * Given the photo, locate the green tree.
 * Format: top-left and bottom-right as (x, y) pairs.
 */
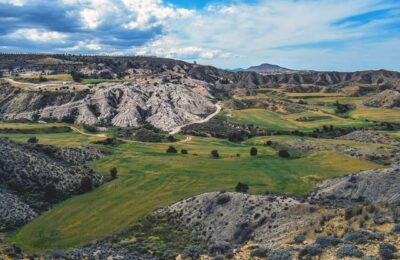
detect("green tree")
(250, 147), (258, 156)
(235, 182), (249, 193)
(166, 146), (178, 154)
(110, 167), (118, 179)
(211, 149), (220, 158)
(80, 177), (93, 193)
(27, 136), (38, 144)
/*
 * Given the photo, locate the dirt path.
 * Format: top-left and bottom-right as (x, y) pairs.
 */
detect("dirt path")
(169, 102), (222, 135)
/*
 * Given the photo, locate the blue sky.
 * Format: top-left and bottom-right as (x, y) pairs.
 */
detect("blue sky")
(0, 0), (399, 71)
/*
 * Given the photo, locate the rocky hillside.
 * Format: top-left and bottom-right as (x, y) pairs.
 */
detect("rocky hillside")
(0, 81), (216, 131)
(311, 164), (400, 206)
(362, 89), (400, 108)
(0, 138), (104, 230)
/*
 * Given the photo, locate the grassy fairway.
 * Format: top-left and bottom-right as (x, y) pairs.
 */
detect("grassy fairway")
(225, 109), (369, 131)
(12, 133), (379, 252)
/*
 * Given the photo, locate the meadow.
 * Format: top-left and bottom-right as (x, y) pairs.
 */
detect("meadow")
(0, 127), (378, 252)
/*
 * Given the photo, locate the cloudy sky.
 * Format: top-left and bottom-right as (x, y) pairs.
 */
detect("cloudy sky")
(0, 0), (399, 71)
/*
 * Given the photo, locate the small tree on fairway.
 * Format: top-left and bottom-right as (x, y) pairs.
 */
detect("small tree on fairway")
(235, 182), (249, 193)
(181, 149), (188, 155)
(250, 147), (258, 156)
(166, 146), (178, 153)
(278, 150), (290, 158)
(211, 149), (220, 158)
(27, 136), (38, 144)
(110, 167), (118, 179)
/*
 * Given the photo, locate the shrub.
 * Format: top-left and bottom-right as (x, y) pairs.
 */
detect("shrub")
(27, 136), (38, 144)
(216, 194), (230, 205)
(264, 140), (272, 146)
(208, 241), (232, 256)
(181, 149), (188, 155)
(267, 249), (291, 260)
(211, 149), (220, 158)
(278, 150), (290, 158)
(379, 243), (397, 260)
(343, 230), (382, 244)
(167, 135), (176, 142)
(166, 146), (178, 153)
(250, 248), (268, 258)
(80, 177), (93, 192)
(233, 222), (253, 243)
(315, 236), (342, 248)
(235, 182), (249, 193)
(292, 235), (306, 244)
(391, 223), (400, 233)
(181, 246), (202, 260)
(110, 167), (118, 179)
(250, 147), (258, 156)
(336, 244), (363, 258)
(299, 243), (322, 258)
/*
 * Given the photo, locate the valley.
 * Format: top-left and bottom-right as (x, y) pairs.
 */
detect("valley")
(0, 54), (399, 259)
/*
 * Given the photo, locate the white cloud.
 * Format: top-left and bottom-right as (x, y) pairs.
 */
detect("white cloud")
(61, 40), (102, 51)
(8, 28), (68, 42)
(0, 0), (26, 6)
(133, 0), (400, 70)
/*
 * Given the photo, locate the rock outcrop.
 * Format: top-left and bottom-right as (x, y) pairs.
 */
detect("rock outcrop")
(311, 164), (400, 205)
(362, 89), (400, 108)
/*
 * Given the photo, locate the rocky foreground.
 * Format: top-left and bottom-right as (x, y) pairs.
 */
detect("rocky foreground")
(0, 138), (105, 230)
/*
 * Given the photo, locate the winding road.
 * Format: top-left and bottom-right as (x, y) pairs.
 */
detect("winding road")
(168, 102), (222, 135)
(69, 102), (221, 143)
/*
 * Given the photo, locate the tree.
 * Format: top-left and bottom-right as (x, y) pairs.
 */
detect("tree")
(27, 136), (38, 144)
(80, 177), (93, 192)
(250, 147), (258, 156)
(110, 167), (118, 179)
(278, 150), (290, 158)
(70, 70), (83, 82)
(235, 182), (249, 193)
(166, 146), (178, 153)
(211, 149), (220, 158)
(167, 135), (176, 142)
(264, 140), (272, 146)
(181, 149), (188, 155)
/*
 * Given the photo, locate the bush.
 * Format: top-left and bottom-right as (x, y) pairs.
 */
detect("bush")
(250, 147), (258, 156)
(336, 244), (363, 258)
(379, 243), (397, 260)
(343, 230), (382, 244)
(216, 194), (230, 205)
(166, 146), (178, 154)
(208, 241), (232, 256)
(250, 248), (268, 258)
(181, 149), (188, 155)
(278, 150), (290, 158)
(315, 236), (342, 248)
(292, 235), (306, 244)
(110, 167), (118, 179)
(181, 246), (202, 260)
(299, 243), (322, 258)
(391, 223), (400, 233)
(211, 149), (220, 158)
(267, 249), (291, 260)
(233, 222), (253, 243)
(264, 140), (272, 146)
(80, 177), (93, 192)
(27, 136), (38, 144)
(235, 182), (249, 193)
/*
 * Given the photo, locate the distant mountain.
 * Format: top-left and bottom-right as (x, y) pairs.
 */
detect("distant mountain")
(244, 63), (293, 73)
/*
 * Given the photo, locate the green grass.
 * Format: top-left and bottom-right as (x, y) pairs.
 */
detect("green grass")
(81, 78), (123, 84)
(10, 132), (379, 252)
(225, 109), (370, 131)
(0, 122), (66, 130)
(15, 74), (73, 81)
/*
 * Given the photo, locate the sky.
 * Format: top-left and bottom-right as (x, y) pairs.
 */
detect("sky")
(0, 0), (399, 71)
